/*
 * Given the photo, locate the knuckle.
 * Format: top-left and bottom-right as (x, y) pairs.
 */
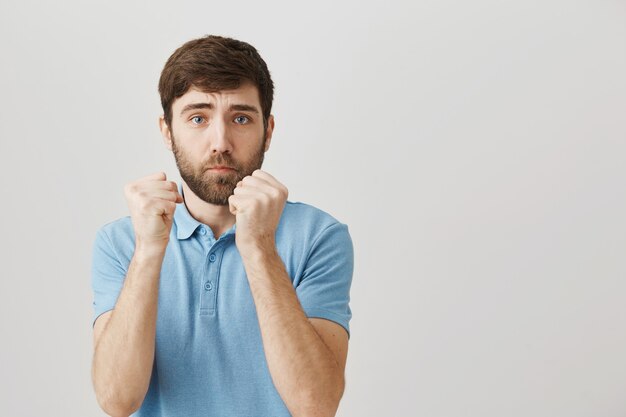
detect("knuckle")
(260, 193), (271, 204)
(139, 201), (150, 212)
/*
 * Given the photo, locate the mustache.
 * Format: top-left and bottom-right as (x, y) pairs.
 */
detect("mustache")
(203, 154), (239, 171)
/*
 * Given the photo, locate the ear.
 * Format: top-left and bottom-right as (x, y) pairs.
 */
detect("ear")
(159, 115), (173, 151)
(264, 114), (275, 152)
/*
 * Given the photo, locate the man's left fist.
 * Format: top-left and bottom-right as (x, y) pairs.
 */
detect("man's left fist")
(228, 170), (288, 254)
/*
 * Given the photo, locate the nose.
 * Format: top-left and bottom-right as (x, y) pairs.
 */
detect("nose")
(208, 118), (233, 155)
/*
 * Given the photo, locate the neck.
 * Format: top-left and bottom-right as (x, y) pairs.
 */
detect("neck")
(181, 181), (236, 239)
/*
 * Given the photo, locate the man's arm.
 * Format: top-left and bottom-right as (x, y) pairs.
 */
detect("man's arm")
(243, 247), (348, 417)
(92, 244), (166, 417)
(91, 172), (182, 417)
(229, 170), (349, 417)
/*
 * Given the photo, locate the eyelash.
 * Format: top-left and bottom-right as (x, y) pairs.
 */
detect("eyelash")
(190, 116), (204, 124)
(189, 115), (251, 125)
(234, 115), (250, 124)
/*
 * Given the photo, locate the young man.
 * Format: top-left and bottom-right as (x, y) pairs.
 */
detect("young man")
(91, 35), (353, 417)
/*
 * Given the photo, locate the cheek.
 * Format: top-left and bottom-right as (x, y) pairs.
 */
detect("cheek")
(178, 133), (207, 154)
(241, 142), (266, 161)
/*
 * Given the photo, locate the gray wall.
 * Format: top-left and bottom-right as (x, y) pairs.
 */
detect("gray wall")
(1, 0), (624, 416)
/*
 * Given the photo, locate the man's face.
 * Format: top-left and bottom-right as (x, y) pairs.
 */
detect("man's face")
(161, 82), (273, 205)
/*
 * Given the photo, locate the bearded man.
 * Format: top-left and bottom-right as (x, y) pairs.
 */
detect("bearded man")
(90, 35), (353, 417)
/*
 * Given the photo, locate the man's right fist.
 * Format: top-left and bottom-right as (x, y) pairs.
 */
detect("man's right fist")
(124, 172), (184, 247)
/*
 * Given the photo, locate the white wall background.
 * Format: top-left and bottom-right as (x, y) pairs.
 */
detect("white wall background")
(0, 0), (624, 416)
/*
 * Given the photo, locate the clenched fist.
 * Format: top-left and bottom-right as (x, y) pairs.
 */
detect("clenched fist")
(228, 170), (288, 255)
(124, 172), (183, 247)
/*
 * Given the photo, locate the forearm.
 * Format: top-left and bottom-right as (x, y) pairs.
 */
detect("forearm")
(242, 244), (344, 417)
(92, 243), (165, 416)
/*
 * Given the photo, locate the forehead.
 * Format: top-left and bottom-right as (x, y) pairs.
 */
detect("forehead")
(172, 82), (261, 112)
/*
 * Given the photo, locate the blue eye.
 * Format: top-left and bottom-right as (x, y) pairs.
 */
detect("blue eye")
(234, 115), (249, 124)
(191, 116), (205, 124)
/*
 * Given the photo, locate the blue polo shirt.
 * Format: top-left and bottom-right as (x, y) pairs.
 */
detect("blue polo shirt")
(91, 182), (353, 417)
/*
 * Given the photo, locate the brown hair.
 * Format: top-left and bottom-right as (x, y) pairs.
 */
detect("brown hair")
(158, 35), (274, 131)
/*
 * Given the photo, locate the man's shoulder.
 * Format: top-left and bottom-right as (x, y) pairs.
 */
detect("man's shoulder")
(278, 201), (353, 273)
(282, 200), (345, 228)
(95, 216), (135, 251)
(278, 201), (349, 246)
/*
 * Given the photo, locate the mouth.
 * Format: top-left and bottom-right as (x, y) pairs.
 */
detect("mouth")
(207, 165), (236, 172)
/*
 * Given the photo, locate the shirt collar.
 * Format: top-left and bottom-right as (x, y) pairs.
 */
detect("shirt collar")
(172, 182), (237, 240)
(173, 182), (203, 240)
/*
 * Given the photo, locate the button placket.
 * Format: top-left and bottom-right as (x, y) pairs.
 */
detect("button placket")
(199, 243), (222, 316)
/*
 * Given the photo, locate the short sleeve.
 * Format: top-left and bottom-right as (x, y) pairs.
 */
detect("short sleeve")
(296, 222), (354, 338)
(91, 228), (127, 327)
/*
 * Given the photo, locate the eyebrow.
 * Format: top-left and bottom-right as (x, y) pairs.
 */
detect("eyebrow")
(180, 102), (260, 116)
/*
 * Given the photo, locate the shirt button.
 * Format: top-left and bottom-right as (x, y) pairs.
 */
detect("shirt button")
(204, 281), (213, 291)
(199, 227), (207, 235)
(209, 253), (217, 262)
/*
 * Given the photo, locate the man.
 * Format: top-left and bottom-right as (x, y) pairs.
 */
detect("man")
(91, 35), (353, 417)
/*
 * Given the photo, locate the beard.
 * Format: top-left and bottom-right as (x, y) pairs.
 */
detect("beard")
(171, 132), (266, 205)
